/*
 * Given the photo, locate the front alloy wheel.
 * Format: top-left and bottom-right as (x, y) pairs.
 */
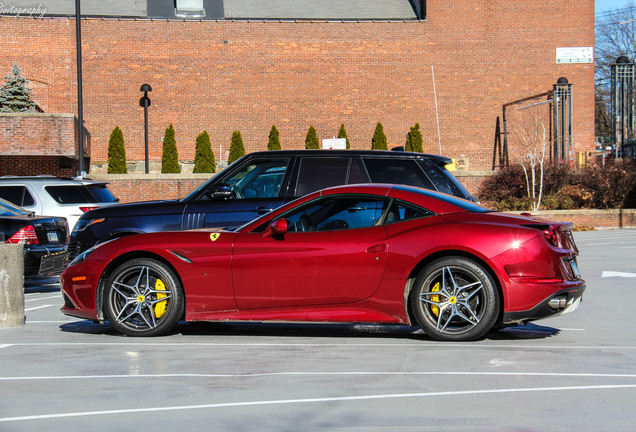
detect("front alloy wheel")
(104, 258), (184, 336)
(410, 257), (499, 341)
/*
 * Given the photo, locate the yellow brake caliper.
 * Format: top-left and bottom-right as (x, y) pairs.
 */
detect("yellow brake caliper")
(431, 282), (440, 317)
(154, 279), (168, 318)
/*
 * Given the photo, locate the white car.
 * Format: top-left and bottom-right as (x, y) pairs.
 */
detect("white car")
(0, 176), (118, 232)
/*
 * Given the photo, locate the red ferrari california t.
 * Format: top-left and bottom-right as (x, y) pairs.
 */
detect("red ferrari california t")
(60, 184), (585, 341)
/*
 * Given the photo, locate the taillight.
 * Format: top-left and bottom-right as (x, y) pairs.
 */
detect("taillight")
(6, 225), (39, 244)
(80, 206), (97, 213)
(543, 226), (558, 247)
(523, 223), (559, 247)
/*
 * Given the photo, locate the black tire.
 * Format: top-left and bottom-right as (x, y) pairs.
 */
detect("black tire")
(104, 258), (184, 337)
(409, 257), (499, 342)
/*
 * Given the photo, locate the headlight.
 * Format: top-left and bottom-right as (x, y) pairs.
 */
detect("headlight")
(72, 217), (106, 235)
(67, 238), (116, 267)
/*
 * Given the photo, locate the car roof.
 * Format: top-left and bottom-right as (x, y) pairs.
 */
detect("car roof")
(0, 175), (107, 185)
(243, 149), (453, 165)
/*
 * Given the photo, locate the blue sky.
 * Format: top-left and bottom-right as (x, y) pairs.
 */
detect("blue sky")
(596, 0), (633, 13)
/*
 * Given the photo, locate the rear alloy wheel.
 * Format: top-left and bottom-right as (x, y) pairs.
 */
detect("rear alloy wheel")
(410, 257), (499, 341)
(104, 258), (184, 336)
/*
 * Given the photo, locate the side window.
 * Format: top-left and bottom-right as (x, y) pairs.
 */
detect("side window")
(283, 195), (387, 232)
(363, 158), (435, 189)
(383, 200), (433, 224)
(0, 185), (35, 207)
(220, 158), (290, 200)
(348, 157), (371, 184)
(295, 157), (349, 197)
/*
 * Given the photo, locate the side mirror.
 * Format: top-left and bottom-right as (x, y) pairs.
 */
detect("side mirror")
(210, 184), (232, 199)
(262, 218), (287, 239)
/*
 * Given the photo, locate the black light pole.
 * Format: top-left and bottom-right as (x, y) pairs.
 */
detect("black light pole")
(139, 84), (152, 174)
(75, 0), (84, 176)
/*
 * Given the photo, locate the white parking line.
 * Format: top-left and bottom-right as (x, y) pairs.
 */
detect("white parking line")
(24, 305), (55, 312)
(602, 271), (636, 278)
(24, 295), (60, 302)
(2, 371), (636, 381)
(2, 383), (636, 423)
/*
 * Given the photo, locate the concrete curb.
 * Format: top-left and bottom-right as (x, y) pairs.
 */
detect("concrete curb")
(0, 244), (25, 328)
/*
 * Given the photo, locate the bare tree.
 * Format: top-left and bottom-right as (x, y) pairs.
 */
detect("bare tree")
(516, 116), (549, 211)
(596, 3), (636, 138)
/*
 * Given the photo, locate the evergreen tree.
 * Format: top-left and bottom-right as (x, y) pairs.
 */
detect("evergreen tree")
(161, 124), (181, 173)
(107, 126), (127, 174)
(0, 63), (36, 112)
(371, 122), (388, 150)
(193, 130), (215, 173)
(405, 123), (424, 153)
(305, 125), (319, 149)
(268, 125), (281, 150)
(228, 130), (245, 164)
(337, 123), (350, 149)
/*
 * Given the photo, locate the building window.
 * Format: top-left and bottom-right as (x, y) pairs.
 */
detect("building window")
(410, 0), (426, 19)
(174, 0), (206, 19)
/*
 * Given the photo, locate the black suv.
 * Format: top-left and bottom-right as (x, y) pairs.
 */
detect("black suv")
(69, 150), (474, 257)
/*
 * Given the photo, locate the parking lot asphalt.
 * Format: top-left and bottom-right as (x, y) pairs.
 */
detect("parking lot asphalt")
(1, 229), (636, 431)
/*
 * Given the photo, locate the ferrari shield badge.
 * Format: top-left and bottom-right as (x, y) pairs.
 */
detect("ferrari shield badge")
(210, 233), (221, 242)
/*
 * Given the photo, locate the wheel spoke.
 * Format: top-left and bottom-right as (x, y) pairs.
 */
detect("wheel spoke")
(109, 265), (169, 330)
(419, 265), (486, 334)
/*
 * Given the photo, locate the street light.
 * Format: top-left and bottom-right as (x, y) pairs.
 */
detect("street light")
(139, 84), (152, 173)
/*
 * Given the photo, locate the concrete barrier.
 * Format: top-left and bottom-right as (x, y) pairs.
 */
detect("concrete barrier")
(0, 244), (24, 328)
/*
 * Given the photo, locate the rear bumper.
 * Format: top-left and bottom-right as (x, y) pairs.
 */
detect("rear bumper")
(502, 282), (586, 325)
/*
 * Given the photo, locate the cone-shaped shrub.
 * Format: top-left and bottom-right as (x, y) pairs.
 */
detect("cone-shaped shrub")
(193, 130), (215, 173)
(107, 126), (127, 174)
(161, 124), (181, 173)
(305, 125), (319, 149)
(268, 125), (281, 150)
(228, 130), (245, 164)
(405, 123), (423, 153)
(371, 122), (387, 150)
(337, 124), (350, 149)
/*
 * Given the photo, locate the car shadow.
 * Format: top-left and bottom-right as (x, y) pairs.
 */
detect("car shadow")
(59, 320), (561, 341)
(486, 323), (561, 340)
(24, 276), (61, 293)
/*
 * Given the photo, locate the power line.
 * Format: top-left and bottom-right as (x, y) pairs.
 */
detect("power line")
(596, 5), (636, 20)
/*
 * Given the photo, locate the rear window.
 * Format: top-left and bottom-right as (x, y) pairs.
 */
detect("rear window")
(44, 184), (117, 204)
(363, 158), (435, 189)
(0, 199), (28, 216)
(416, 158), (467, 198)
(0, 185), (35, 207)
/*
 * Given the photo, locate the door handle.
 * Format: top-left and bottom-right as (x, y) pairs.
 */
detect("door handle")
(366, 243), (386, 253)
(253, 207), (274, 214)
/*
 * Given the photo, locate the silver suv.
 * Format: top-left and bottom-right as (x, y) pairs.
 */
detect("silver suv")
(0, 176), (118, 232)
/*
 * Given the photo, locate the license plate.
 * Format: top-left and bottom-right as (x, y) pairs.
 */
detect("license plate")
(569, 258), (581, 279)
(47, 232), (59, 242)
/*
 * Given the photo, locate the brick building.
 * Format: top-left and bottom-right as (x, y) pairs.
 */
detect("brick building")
(0, 0), (594, 176)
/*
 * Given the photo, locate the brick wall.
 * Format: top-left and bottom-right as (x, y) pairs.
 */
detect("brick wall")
(0, 113), (89, 176)
(0, 0), (594, 172)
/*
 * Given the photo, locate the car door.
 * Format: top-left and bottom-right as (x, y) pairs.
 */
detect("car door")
(231, 195), (389, 309)
(182, 157), (293, 229)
